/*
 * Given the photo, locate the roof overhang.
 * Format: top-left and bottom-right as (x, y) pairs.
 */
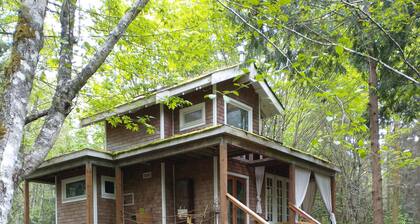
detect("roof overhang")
(80, 64), (284, 127)
(28, 126), (339, 181)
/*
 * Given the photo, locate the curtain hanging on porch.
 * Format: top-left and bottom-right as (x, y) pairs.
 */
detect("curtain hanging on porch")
(255, 166), (265, 214)
(315, 173), (337, 224)
(294, 167), (311, 222)
(302, 181), (316, 213)
(295, 167), (311, 207)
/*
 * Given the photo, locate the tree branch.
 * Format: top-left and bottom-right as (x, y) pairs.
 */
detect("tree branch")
(219, 0), (419, 84)
(215, 0), (292, 67)
(281, 24), (419, 84)
(70, 0), (150, 94)
(21, 0), (150, 177)
(341, 0), (419, 76)
(25, 109), (49, 125)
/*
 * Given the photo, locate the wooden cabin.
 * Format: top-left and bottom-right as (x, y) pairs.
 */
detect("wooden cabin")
(25, 64), (339, 224)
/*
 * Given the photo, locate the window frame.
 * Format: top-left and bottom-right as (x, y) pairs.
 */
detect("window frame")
(179, 102), (206, 131)
(223, 96), (253, 132)
(61, 175), (86, 203)
(101, 175), (116, 199)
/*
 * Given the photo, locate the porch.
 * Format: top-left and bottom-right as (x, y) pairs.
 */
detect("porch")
(25, 125), (338, 224)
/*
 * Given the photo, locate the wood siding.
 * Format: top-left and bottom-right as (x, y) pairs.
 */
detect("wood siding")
(105, 79), (261, 151)
(106, 105), (161, 151)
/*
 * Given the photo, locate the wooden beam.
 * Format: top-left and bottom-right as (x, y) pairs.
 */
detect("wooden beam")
(219, 141), (228, 224)
(288, 164), (296, 224)
(115, 166), (123, 224)
(24, 180), (30, 224)
(331, 175), (336, 214)
(85, 162), (93, 224)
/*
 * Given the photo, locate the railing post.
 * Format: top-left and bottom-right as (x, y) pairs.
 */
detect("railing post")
(85, 162), (94, 224)
(115, 166), (123, 224)
(288, 164), (296, 224)
(24, 180), (30, 224)
(219, 140), (228, 224)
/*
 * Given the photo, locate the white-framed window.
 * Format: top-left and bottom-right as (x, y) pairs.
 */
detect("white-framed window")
(101, 176), (115, 199)
(62, 175), (86, 203)
(179, 102), (206, 131)
(224, 96), (253, 132)
(124, 193), (135, 206)
(265, 174), (289, 223)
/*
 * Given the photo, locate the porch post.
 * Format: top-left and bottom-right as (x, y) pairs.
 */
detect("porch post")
(24, 180), (30, 224)
(288, 164), (296, 224)
(219, 140), (228, 224)
(331, 176), (336, 214)
(115, 166), (123, 224)
(85, 162), (94, 224)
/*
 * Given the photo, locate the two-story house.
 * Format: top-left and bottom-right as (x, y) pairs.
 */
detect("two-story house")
(24, 64), (338, 224)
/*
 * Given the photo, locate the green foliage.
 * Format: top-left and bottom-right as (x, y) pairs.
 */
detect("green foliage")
(107, 114), (156, 134)
(163, 96), (192, 110)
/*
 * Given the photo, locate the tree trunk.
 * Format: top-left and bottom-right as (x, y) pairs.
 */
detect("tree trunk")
(0, 0), (150, 222)
(0, 1), (48, 222)
(368, 59), (384, 224)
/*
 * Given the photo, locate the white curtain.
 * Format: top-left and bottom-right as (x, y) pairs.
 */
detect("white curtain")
(295, 167), (311, 207)
(302, 181), (316, 213)
(294, 167), (311, 222)
(255, 166), (265, 214)
(315, 173), (337, 224)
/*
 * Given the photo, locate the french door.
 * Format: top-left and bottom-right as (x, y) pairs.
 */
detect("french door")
(228, 175), (247, 224)
(265, 174), (289, 223)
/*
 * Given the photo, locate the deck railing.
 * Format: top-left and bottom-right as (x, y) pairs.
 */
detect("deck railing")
(288, 203), (321, 224)
(226, 193), (269, 224)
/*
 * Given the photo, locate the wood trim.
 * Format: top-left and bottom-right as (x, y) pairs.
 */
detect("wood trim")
(331, 176), (336, 214)
(212, 84), (218, 125)
(86, 162), (94, 224)
(161, 162), (167, 224)
(24, 180), (30, 224)
(160, 103), (165, 139)
(288, 164), (295, 224)
(219, 141), (228, 224)
(288, 203), (320, 224)
(115, 166), (123, 224)
(226, 193), (268, 224)
(93, 166), (98, 224)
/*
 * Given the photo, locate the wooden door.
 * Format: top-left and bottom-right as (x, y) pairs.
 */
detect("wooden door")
(228, 175), (247, 224)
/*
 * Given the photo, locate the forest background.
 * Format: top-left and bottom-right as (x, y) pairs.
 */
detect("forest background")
(0, 0), (418, 223)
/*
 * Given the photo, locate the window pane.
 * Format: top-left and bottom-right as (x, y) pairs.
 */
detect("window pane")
(66, 180), (85, 198)
(105, 180), (115, 194)
(226, 103), (249, 130)
(184, 109), (203, 124)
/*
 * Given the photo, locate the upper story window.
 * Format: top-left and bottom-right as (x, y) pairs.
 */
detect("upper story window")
(224, 96), (253, 132)
(179, 102), (206, 131)
(62, 175), (86, 203)
(101, 176), (115, 199)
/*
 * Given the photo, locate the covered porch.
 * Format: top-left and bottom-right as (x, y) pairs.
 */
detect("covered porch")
(25, 125), (338, 224)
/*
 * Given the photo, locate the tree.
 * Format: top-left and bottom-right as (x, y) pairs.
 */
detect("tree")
(0, 0), (150, 221)
(215, 1), (418, 223)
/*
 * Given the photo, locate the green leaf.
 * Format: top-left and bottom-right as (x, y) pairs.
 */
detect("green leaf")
(335, 45), (344, 55)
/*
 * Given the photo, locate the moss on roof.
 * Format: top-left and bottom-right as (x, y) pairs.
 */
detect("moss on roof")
(45, 125), (333, 167)
(112, 125), (223, 156)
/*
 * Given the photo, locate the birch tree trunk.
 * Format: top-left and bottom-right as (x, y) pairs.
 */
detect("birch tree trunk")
(0, 0), (149, 222)
(0, 1), (48, 222)
(368, 59), (385, 224)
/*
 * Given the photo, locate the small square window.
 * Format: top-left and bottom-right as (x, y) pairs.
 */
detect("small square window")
(101, 176), (115, 199)
(62, 175), (86, 203)
(179, 103), (205, 131)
